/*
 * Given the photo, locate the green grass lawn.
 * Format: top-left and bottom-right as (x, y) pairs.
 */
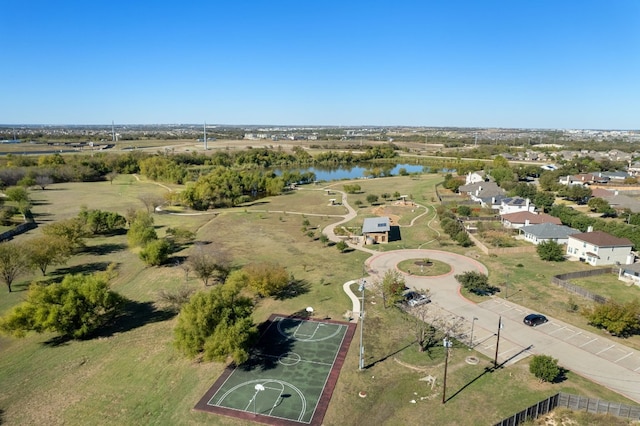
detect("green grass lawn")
(397, 258), (451, 276)
(0, 173), (639, 425)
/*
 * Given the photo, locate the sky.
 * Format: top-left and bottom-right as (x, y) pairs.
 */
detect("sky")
(2, 1), (639, 130)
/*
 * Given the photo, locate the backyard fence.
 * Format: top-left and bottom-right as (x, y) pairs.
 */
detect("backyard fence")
(551, 268), (616, 304)
(493, 392), (640, 426)
(467, 231), (537, 256)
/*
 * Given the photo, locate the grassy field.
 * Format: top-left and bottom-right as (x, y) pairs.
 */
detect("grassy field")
(0, 174), (638, 425)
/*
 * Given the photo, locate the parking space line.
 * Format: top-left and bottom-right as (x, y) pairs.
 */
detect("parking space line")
(565, 331), (582, 340)
(549, 326), (567, 335)
(596, 344), (615, 355)
(634, 365), (640, 372)
(498, 307), (514, 314)
(615, 352), (634, 363)
(580, 338), (598, 347)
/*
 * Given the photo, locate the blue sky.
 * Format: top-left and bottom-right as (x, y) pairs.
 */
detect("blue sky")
(2, 1), (639, 129)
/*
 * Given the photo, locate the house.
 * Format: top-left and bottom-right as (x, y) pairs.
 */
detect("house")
(618, 263), (640, 287)
(501, 211), (561, 229)
(465, 171), (490, 185)
(458, 181), (505, 203)
(362, 217), (390, 244)
(498, 197), (536, 216)
(566, 230), (634, 266)
(519, 223), (580, 245)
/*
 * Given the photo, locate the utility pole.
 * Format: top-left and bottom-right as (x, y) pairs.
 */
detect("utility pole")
(494, 316), (503, 368)
(358, 280), (365, 370)
(442, 336), (452, 404)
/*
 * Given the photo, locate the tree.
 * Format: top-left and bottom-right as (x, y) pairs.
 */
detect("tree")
(536, 240), (565, 262)
(243, 262), (289, 297)
(381, 269), (406, 308)
(456, 205), (472, 217)
(105, 171), (118, 184)
(0, 241), (30, 292)
(42, 217), (88, 251)
(584, 299), (640, 337)
(79, 208), (127, 234)
(4, 186), (29, 204)
(139, 239), (171, 266)
(0, 272), (125, 339)
(533, 191), (556, 212)
(319, 233), (329, 246)
(455, 271), (496, 295)
(188, 245), (231, 286)
(587, 197), (611, 214)
(529, 355), (561, 383)
(35, 175), (54, 190)
(366, 194), (379, 204)
(26, 235), (71, 275)
(126, 211), (157, 248)
(336, 240), (348, 252)
(138, 193), (165, 214)
(173, 281), (257, 364)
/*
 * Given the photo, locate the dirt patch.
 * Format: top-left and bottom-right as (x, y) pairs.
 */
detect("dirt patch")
(372, 206), (401, 225)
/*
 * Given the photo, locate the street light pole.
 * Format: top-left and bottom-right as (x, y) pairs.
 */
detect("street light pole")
(442, 336), (452, 404)
(358, 279), (366, 370)
(469, 317), (478, 348)
(494, 316), (503, 368)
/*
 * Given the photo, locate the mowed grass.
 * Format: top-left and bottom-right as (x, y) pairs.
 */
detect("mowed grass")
(0, 173), (639, 425)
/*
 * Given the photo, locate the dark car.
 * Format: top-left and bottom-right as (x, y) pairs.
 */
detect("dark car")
(523, 313), (548, 327)
(403, 291), (431, 307)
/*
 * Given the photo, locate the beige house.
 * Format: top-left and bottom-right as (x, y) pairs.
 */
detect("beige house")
(362, 217), (390, 244)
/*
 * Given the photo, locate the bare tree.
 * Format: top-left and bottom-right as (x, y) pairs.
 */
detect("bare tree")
(188, 245), (231, 286)
(35, 175), (54, 190)
(106, 171), (118, 185)
(138, 193), (165, 213)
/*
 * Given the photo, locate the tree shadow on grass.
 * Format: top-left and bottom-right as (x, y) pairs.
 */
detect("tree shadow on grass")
(42, 300), (176, 347)
(82, 243), (127, 256)
(240, 318), (296, 373)
(53, 261), (114, 276)
(273, 278), (310, 300)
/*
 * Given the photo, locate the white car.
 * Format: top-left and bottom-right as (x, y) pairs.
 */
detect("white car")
(404, 291), (430, 307)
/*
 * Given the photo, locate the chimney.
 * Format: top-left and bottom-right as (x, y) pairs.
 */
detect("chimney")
(525, 198), (530, 208)
(525, 219), (530, 226)
(587, 226), (593, 232)
(492, 197), (496, 204)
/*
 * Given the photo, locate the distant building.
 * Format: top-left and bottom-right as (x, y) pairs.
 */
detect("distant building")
(566, 230), (634, 266)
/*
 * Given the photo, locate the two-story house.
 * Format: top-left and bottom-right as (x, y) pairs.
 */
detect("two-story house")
(566, 229), (634, 266)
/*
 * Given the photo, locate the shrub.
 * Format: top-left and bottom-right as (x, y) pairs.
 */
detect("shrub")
(529, 355), (561, 382)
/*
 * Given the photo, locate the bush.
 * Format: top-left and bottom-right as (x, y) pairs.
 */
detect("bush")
(139, 239), (171, 266)
(529, 354), (561, 382)
(583, 299), (640, 337)
(537, 240), (565, 261)
(455, 271), (497, 295)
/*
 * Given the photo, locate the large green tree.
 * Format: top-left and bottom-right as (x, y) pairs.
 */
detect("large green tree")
(126, 211), (157, 248)
(536, 240), (565, 262)
(173, 280), (257, 364)
(584, 299), (640, 337)
(0, 272), (125, 338)
(529, 355), (561, 383)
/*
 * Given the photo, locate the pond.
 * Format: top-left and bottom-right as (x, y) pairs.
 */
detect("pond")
(277, 163), (442, 182)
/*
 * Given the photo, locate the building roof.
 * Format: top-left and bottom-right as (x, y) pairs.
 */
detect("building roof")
(501, 211), (561, 225)
(519, 223), (580, 239)
(569, 231), (633, 248)
(362, 217), (390, 233)
(458, 181), (505, 198)
(591, 188), (615, 198)
(621, 263), (640, 273)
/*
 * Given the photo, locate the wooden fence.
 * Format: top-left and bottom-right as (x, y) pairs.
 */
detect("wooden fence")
(493, 392), (640, 425)
(551, 268), (615, 304)
(467, 232), (537, 256)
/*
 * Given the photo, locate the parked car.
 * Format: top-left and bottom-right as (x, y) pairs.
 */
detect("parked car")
(523, 313), (548, 327)
(403, 291), (430, 307)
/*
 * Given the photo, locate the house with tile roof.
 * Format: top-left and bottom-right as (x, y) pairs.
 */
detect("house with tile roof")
(501, 211), (561, 229)
(519, 223), (580, 245)
(566, 230), (634, 266)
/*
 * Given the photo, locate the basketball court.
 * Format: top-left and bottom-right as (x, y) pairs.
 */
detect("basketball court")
(195, 314), (356, 425)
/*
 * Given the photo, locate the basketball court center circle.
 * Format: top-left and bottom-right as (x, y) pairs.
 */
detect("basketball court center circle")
(278, 352), (301, 366)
